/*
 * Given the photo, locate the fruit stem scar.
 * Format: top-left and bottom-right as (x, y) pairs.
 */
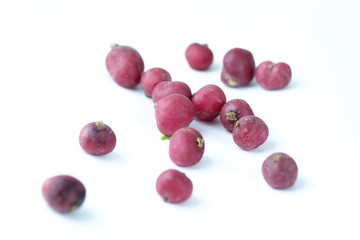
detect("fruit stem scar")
(226, 112), (238, 121)
(110, 43), (120, 49)
(196, 137), (204, 148)
(273, 154), (282, 162)
(96, 121), (106, 130)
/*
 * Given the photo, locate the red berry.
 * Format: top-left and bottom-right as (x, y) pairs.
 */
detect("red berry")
(255, 61), (292, 90)
(192, 84), (226, 121)
(169, 127), (205, 167)
(262, 152), (298, 189)
(79, 121), (116, 155)
(42, 175), (86, 213)
(105, 44), (144, 88)
(220, 99), (254, 132)
(232, 115), (269, 150)
(155, 94), (195, 137)
(156, 169), (193, 203)
(152, 81), (192, 103)
(185, 43), (214, 70)
(140, 67), (171, 97)
(221, 48), (255, 87)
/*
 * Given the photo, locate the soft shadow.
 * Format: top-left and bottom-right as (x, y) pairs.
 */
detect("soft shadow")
(282, 177), (307, 192)
(186, 156), (214, 170)
(60, 207), (95, 222)
(207, 61), (221, 72)
(91, 151), (123, 162)
(175, 196), (201, 208)
(250, 140), (277, 154)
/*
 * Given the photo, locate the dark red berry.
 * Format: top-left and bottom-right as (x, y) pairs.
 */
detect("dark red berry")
(262, 152), (298, 189)
(79, 121), (116, 155)
(220, 99), (254, 132)
(42, 175), (86, 213)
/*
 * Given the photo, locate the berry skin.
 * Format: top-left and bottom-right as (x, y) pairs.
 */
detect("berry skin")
(232, 115), (269, 150)
(262, 152), (298, 189)
(156, 169), (193, 203)
(140, 67), (171, 97)
(221, 48), (255, 87)
(219, 99), (254, 132)
(169, 127), (205, 167)
(185, 43), (214, 70)
(155, 94), (196, 137)
(255, 61), (292, 90)
(152, 81), (192, 103)
(42, 175), (86, 213)
(105, 44), (144, 88)
(79, 121), (116, 155)
(191, 84), (226, 121)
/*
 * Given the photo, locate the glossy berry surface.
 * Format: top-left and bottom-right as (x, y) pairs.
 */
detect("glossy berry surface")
(79, 121), (116, 155)
(152, 81), (192, 103)
(155, 94), (195, 137)
(221, 48), (255, 87)
(169, 127), (205, 167)
(262, 152), (298, 189)
(156, 169), (193, 203)
(191, 84), (226, 121)
(42, 175), (86, 213)
(105, 44), (144, 88)
(140, 67), (171, 97)
(232, 115), (269, 150)
(185, 43), (213, 70)
(220, 99), (254, 132)
(255, 61), (292, 90)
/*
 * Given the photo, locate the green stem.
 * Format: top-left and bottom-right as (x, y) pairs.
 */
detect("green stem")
(161, 136), (171, 140)
(196, 137), (204, 148)
(96, 121), (106, 130)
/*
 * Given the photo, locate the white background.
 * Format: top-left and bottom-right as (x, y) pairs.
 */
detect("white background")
(1, 0), (360, 239)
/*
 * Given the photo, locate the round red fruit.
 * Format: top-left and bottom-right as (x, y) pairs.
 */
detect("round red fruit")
(232, 115), (269, 150)
(262, 152), (298, 189)
(79, 121), (116, 155)
(105, 44), (144, 88)
(42, 175), (86, 213)
(156, 169), (193, 203)
(185, 43), (214, 71)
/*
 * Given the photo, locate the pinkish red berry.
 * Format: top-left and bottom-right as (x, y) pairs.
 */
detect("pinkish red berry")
(191, 84), (226, 121)
(155, 94), (196, 137)
(140, 67), (171, 97)
(255, 61), (292, 90)
(42, 175), (86, 213)
(156, 169), (193, 203)
(262, 152), (298, 189)
(105, 44), (144, 88)
(152, 81), (192, 103)
(169, 127), (205, 167)
(185, 43), (213, 70)
(79, 121), (116, 155)
(221, 48), (255, 87)
(232, 115), (269, 150)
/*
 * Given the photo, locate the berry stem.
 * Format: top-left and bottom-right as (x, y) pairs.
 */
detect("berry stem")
(96, 121), (106, 130)
(110, 43), (120, 49)
(161, 136), (171, 140)
(196, 137), (204, 148)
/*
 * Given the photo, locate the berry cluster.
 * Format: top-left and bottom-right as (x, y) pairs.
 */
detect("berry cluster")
(42, 42), (298, 213)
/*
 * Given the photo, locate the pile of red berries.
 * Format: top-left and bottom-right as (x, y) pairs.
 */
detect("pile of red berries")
(42, 42), (298, 213)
